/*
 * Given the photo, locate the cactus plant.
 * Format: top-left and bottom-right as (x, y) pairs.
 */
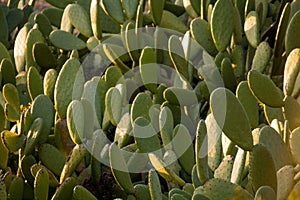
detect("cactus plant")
(1, 0), (300, 199)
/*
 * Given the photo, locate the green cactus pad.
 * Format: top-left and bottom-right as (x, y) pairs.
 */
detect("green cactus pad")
(67, 4), (92, 37)
(1, 130), (25, 152)
(231, 45), (246, 81)
(27, 67), (43, 101)
(134, 184), (151, 200)
(34, 13), (52, 38)
(149, 170), (162, 200)
(0, 58), (16, 85)
(121, 0), (139, 20)
(169, 36), (189, 81)
(25, 28), (45, 70)
(67, 100), (85, 144)
(149, 0), (165, 25)
(7, 175), (24, 200)
(24, 118), (43, 155)
(33, 42), (57, 70)
(274, 3), (290, 59)
(43, 69), (57, 100)
(236, 81), (259, 128)
(258, 126), (292, 170)
(49, 30), (86, 51)
(205, 113), (223, 171)
(52, 177), (77, 200)
(283, 48), (300, 96)
(190, 18), (218, 56)
(54, 58), (84, 119)
(221, 58), (237, 92)
(163, 87), (198, 106)
(82, 77), (107, 128)
(160, 11), (189, 33)
(14, 24), (30, 72)
(4, 103), (20, 122)
(195, 120), (209, 184)
(60, 4), (73, 33)
(90, 0), (102, 40)
(105, 87), (122, 126)
(244, 11), (260, 48)
(159, 106), (174, 150)
(233, 6), (243, 45)
(38, 144), (66, 176)
(109, 142), (134, 194)
(131, 92), (152, 124)
(210, 87), (253, 151)
(3, 83), (20, 112)
(133, 117), (161, 155)
(211, 0), (234, 52)
(20, 155), (36, 186)
(34, 168), (49, 200)
(203, 178), (253, 200)
(283, 96), (300, 131)
(0, 106), (5, 132)
(172, 124), (195, 175)
(263, 105), (284, 125)
(251, 41), (272, 73)
(104, 66), (124, 88)
(140, 47), (158, 93)
(30, 164), (59, 187)
(80, 98), (94, 140)
(285, 10), (300, 56)
(249, 144), (277, 193)
(148, 153), (185, 186)
(248, 70), (284, 107)
(31, 94), (54, 144)
(73, 185), (97, 200)
(102, 0), (125, 24)
(42, 8), (63, 27)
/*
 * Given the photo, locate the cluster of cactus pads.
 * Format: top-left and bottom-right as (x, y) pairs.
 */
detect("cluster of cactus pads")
(1, 0), (300, 199)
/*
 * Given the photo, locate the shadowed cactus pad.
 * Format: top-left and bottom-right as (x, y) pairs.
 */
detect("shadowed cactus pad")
(249, 144), (277, 193)
(211, 0), (234, 52)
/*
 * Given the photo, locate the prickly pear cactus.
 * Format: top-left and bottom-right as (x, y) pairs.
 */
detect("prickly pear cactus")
(0, 0), (300, 199)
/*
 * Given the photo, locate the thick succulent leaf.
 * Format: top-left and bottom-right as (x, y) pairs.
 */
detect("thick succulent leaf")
(244, 11), (260, 48)
(211, 0), (234, 52)
(49, 30), (86, 51)
(210, 88), (253, 151)
(236, 81), (259, 128)
(203, 178), (253, 200)
(54, 58), (84, 119)
(248, 70), (284, 107)
(285, 10), (300, 56)
(109, 142), (134, 194)
(249, 144), (277, 193)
